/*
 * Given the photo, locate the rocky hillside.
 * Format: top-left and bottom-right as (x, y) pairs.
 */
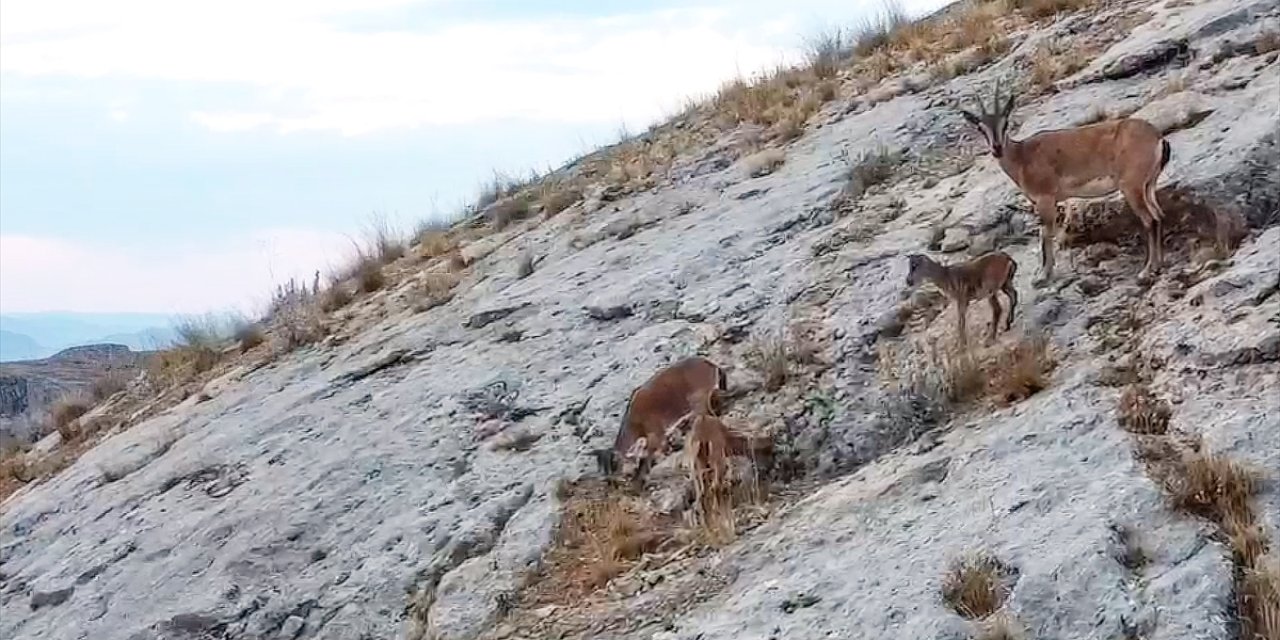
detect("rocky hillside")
(0, 344), (143, 447)
(1, 0), (1277, 639)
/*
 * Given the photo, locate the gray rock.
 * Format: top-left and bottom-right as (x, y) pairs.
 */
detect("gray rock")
(29, 586), (74, 610)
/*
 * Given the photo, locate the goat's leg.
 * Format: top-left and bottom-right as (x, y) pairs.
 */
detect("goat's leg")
(1144, 181), (1166, 273)
(955, 299), (969, 349)
(1122, 186), (1158, 281)
(1034, 198), (1059, 285)
(987, 295), (1003, 343)
(1002, 282), (1018, 331)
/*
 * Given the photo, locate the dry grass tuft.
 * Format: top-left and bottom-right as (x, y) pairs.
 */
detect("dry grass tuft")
(538, 181), (582, 218)
(1116, 384), (1171, 435)
(803, 27), (852, 79)
(745, 328), (804, 392)
(1010, 0), (1100, 21)
(1241, 555), (1280, 640)
(413, 272), (460, 312)
(837, 145), (904, 207)
(986, 334), (1054, 405)
(975, 613), (1026, 640)
(50, 396), (91, 440)
(490, 195), (533, 230)
(148, 316), (224, 387)
(417, 229), (456, 260)
(1028, 39), (1089, 92)
(744, 148), (787, 177)
(941, 552), (1013, 619)
(232, 319), (266, 352)
(90, 370), (132, 402)
(550, 485), (669, 593)
(1164, 452), (1259, 525)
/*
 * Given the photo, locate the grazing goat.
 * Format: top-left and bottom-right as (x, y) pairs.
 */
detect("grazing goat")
(593, 356), (726, 482)
(906, 252), (1019, 347)
(680, 392), (773, 521)
(957, 81), (1171, 282)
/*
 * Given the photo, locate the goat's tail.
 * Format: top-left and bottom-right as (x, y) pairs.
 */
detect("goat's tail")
(1159, 139), (1172, 171)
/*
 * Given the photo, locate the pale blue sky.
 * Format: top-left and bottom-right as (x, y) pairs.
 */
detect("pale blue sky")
(0, 0), (948, 315)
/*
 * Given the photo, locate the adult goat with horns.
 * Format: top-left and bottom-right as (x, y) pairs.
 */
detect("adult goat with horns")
(956, 79), (1172, 283)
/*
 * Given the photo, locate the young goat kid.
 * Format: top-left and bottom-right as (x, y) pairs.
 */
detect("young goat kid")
(680, 391), (773, 522)
(958, 80), (1171, 283)
(905, 251), (1019, 347)
(593, 356), (727, 484)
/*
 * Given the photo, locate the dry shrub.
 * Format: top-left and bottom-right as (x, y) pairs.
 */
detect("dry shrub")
(490, 195), (533, 230)
(975, 613), (1026, 640)
(941, 552), (1014, 619)
(1242, 556), (1280, 640)
(1009, 0), (1099, 21)
(1028, 40), (1088, 92)
(538, 181), (581, 218)
(804, 27), (851, 79)
(149, 316), (223, 386)
(274, 298), (327, 350)
(364, 213), (407, 264)
(986, 334), (1054, 405)
(549, 485), (669, 594)
(743, 148), (786, 177)
(838, 145), (904, 206)
(1256, 29), (1280, 55)
(879, 337), (986, 410)
(417, 229), (456, 260)
(447, 250), (473, 272)
(232, 319), (266, 352)
(1164, 452), (1258, 525)
(852, 0), (909, 56)
(476, 170), (526, 210)
(1116, 384), (1171, 435)
(320, 283), (354, 312)
(356, 260), (386, 293)
(414, 272), (459, 311)
(745, 329), (800, 392)
(90, 370), (132, 402)
(50, 396), (91, 440)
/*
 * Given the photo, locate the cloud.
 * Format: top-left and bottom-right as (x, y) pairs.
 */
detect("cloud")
(0, 229), (356, 314)
(3, 1), (909, 136)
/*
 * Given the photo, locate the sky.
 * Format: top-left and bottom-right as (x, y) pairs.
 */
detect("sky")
(0, 0), (950, 316)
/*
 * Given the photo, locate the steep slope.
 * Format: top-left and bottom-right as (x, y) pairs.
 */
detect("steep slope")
(1, 1), (1277, 639)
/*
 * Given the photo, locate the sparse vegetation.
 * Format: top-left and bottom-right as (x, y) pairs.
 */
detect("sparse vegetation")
(986, 334), (1054, 405)
(90, 370), (132, 402)
(745, 329), (796, 392)
(1028, 39), (1089, 92)
(803, 27), (851, 80)
(232, 318), (266, 352)
(1116, 384), (1171, 435)
(50, 396), (91, 440)
(941, 551), (1014, 619)
(836, 145), (904, 208)
(416, 228), (456, 260)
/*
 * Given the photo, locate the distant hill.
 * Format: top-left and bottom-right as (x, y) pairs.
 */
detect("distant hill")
(0, 343), (145, 447)
(0, 330), (42, 362)
(0, 312), (176, 362)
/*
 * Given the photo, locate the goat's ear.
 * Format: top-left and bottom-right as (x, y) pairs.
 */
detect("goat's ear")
(957, 108), (979, 125)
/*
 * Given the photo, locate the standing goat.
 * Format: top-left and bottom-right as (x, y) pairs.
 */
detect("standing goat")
(957, 81), (1171, 282)
(905, 252), (1019, 347)
(592, 356), (727, 483)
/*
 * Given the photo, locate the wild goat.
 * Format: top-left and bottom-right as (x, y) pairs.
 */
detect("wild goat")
(957, 81), (1171, 282)
(593, 356), (727, 482)
(906, 252), (1018, 346)
(680, 391), (774, 515)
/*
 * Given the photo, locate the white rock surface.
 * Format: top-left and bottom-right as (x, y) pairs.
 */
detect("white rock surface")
(2, 1), (1277, 639)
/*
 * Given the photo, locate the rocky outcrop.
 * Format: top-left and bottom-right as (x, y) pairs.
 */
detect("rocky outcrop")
(0, 344), (142, 446)
(1, 1), (1277, 639)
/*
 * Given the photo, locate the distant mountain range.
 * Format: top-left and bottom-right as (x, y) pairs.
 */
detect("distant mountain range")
(0, 312), (178, 362)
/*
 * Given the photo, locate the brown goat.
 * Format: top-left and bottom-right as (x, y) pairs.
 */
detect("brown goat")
(958, 81), (1171, 282)
(593, 356), (726, 481)
(680, 392), (773, 517)
(906, 251), (1019, 347)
